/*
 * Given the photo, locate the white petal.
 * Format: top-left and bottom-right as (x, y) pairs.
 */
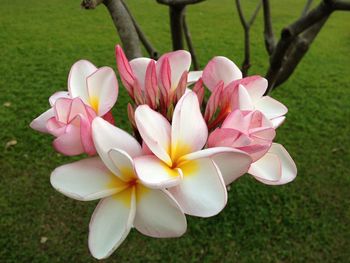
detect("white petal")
(249, 152), (281, 182)
(87, 67), (118, 116)
(50, 157), (128, 201)
(129, 57), (152, 90)
(171, 91), (208, 161)
(134, 187), (187, 237)
(187, 71), (203, 85)
(255, 143), (297, 185)
(135, 105), (172, 165)
(239, 76), (268, 102)
(211, 149), (252, 185)
(237, 84), (254, 111)
(89, 188), (136, 259)
(169, 158), (227, 217)
(92, 117), (142, 176)
(68, 60), (97, 103)
(30, 108), (54, 133)
(254, 96), (288, 119)
(271, 116), (286, 128)
(134, 155), (182, 189)
(108, 148), (137, 182)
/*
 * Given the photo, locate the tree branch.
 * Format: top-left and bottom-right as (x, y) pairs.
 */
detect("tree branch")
(301, 0), (313, 17)
(274, 16), (329, 87)
(262, 0), (276, 55)
(235, 0), (261, 76)
(169, 5), (186, 50)
(182, 8), (199, 69)
(81, 0), (104, 9)
(121, 1), (159, 59)
(157, 0), (205, 5)
(264, 0), (338, 93)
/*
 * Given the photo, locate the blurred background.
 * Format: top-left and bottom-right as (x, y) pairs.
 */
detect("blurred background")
(0, 0), (349, 262)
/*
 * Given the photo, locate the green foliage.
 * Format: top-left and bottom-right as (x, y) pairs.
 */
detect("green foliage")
(0, 0), (349, 262)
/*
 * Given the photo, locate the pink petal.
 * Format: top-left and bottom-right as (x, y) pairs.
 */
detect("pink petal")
(202, 56), (242, 92)
(49, 91), (70, 106)
(235, 76), (268, 102)
(129, 57), (153, 91)
(53, 123), (85, 156)
(157, 50), (191, 89)
(115, 45), (135, 96)
(30, 108), (55, 133)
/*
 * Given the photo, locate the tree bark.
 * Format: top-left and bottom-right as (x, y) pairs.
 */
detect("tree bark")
(104, 0), (142, 59)
(169, 5), (186, 50)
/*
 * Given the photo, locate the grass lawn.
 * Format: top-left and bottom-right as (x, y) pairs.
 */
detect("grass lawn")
(1, 0), (349, 262)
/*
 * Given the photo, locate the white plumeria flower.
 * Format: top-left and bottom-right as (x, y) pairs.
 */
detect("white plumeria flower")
(133, 91), (252, 217)
(50, 117), (187, 260)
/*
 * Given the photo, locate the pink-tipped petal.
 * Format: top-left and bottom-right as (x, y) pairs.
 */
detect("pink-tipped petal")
(171, 92), (208, 160)
(157, 50), (191, 89)
(134, 105), (172, 165)
(237, 85), (254, 111)
(30, 108), (55, 133)
(92, 117), (142, 175)
(169, 158), (227, 217)
(202, 56), (242, 92)
(50, 157), (128, 201)
(254, 96), (288, 119)
(144, 60), (158, 108)
(49, 91), (70, 106)
(115, 45), (135, 96)
(87, 67), (118, 116)
(68, 60), (97, 103)
(134, 187), (187, 238)
(89, 188), (136, 260)
(134, 155), (182, 189)
(237, 76), (268, 102)
(130, 57), (153, 91)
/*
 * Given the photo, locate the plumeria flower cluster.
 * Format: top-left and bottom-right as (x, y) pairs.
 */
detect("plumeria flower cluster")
(31, 45), (297, 259)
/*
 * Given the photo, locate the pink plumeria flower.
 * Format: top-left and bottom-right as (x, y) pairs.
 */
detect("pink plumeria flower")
(115, 45), (201, 110)
(208, 110), (276, 162)
(30, 60), (118, 155)
(51, 117), (187, 260)
(202, 56), (287, 128)
(133, 91), (252, 217)
(208, 109), (296, 186)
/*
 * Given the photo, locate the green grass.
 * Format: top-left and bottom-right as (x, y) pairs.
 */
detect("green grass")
(1, 0), (350, 262)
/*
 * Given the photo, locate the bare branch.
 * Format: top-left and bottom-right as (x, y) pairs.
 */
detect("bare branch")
(235, 0), (262, 76)
(274, 16), (329, 87)
(157, 0), (205, 5)
(121, 1), (158, 59)
(264, 0), (337, 93)
(262, 0), (276, 55)
(104, 0), (142, 59)
(248, 1), (262, 27)
(81, 0), (103, 9)
(301, 0), (313, 17)
(332, 0), (350, 10)
(182, 9), (199, 69)
(169, 5), (186, 50)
